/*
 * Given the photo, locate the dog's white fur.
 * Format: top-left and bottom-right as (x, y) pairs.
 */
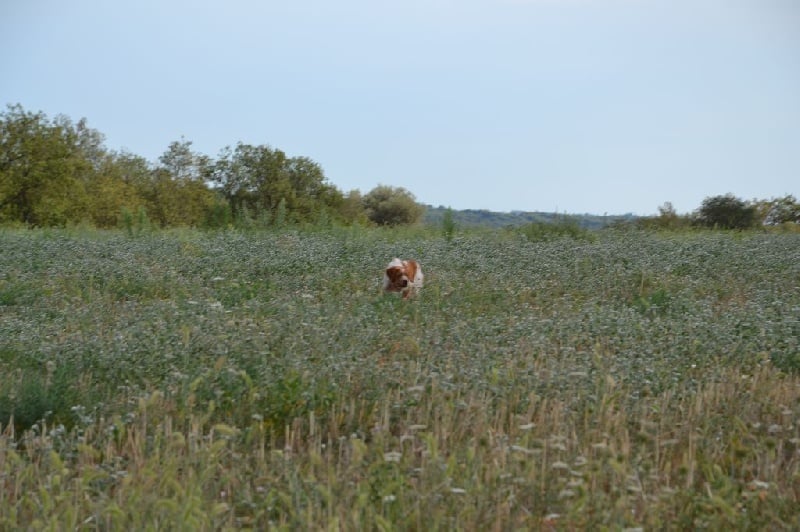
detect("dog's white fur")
(383, 258), (423, 299)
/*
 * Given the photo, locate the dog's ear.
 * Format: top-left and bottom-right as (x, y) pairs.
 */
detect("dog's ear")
(385, 266), (402, 283)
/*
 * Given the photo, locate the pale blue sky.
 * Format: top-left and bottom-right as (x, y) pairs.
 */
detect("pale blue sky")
(2, 0), (798, 215)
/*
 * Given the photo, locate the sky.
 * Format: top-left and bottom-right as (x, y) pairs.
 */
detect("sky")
(2, 0), (798, 215)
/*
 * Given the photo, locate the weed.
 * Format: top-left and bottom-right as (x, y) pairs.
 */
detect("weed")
(442, 207), (456, 242)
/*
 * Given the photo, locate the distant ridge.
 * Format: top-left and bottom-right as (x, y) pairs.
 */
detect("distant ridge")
(423, 205), (637, 230)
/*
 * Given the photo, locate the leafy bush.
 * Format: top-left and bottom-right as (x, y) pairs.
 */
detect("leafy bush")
(0, 363), (84, 432)
(695, 194), (757, 229)
(441, 207), (456, 242)
(517, 216), (594, 242)
(362, 185), (426, 226)
(770, 350), (800, 375)
(757, 194), (800, 226)
(121, 206), (151, 236)
(637, 202), (693, 231)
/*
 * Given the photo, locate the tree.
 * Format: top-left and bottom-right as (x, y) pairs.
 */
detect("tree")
(695, 194), (756, 230)
(442, 206), (456, 241)
(0, 105), (412, 229)
(757, 195), (800, 226)
(362, 185), (425, 226)
(337, 190), (369, 225)
(158, 138), (210, 183)
(75, 117), (107, 170)
(282, 155), (341, 222)
(645, 201), (681, 230)
(642, 201), (691, 230)
(211, 143), (290, 218)
(0, 104), (92, 226)
(211, 143), (344, 225)
(147, 140), (217, 227)
(138, 167), (216, 228)
(85, 162), (141, 228)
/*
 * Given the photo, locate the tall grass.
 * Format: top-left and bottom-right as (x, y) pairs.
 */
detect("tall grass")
(0, 227), (798, 529)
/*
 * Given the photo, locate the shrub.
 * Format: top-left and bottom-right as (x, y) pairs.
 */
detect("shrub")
(121, 206), (151, 236)
(441, 207), (456, 242)
(517, 216), (594, 242)
(695, 194), (757, 230)
(0, 364), (82, 432)
(362, 185), (425, 226)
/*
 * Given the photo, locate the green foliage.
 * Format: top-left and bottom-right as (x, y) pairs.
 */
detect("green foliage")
(0, 106), (219, 229)
(756, 194), (800, 226)
(695, 194), (757, 230)
(770, 350), (800, 375)
(517, 216), (594, 242)
(339, 189), (371, 226)
(629, 271), (672, 317)
(0, 104), (92, 226)
(203, 196), (233, 229)
(0, 105), (366, 230)
(441, 207), (456, 242)
(4, 104), (794, 236)
(210, 143), (347, 227)
(362, 185), (425, 226)
(0, 375), (53, 431)
(158, 137), (210, 182)
(121, 206), (151, 237)
(0, 276), (42, 306)
(636, 201), (693, 231)
(273, 197), (288, 228)
(0, 361), (85, 432)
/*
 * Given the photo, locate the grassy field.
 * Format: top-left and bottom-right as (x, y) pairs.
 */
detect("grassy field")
(1, 226), (799, 530)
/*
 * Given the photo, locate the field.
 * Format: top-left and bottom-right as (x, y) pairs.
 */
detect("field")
(1, 227), (799, 529)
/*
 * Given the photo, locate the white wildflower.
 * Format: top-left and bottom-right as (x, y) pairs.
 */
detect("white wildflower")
(383, 451), (402, 463)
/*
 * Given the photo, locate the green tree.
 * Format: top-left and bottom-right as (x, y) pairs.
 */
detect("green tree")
(85, 169), (140, 228)
(338, 190), (369, 225)
(695, 194), (756, 230)
(362, 185), (425, 226)
(0, 104), (92, 226)
(211, 143), (343, 225)
(757, 195), (800, 226)
(142, 168), (216, 228)
(72, 150), (151, 228)
(211, 143), (290, 218)
(75, 117), (107, 170)
(657, 202), (678, 225)
(442, 206), (456, 241)
(283, 155), (341, 222)
(638, 201), (691, 231)
(159, 138), (210, 182)
(149, 139), (216, 227)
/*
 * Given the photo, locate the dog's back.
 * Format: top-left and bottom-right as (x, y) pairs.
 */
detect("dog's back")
(404, 259), (424, 289)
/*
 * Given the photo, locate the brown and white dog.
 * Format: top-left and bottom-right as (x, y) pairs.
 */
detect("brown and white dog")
(383, 258), (424, 299)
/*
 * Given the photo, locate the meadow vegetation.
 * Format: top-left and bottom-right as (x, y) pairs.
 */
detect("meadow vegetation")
(1, 226), (799, 529)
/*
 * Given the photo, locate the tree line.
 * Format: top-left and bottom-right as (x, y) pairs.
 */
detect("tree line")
(638, 194), (800, 231)
(0, 104), (424, 229)
(1, 104), (796, 231)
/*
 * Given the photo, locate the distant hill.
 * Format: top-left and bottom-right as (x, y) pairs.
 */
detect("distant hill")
(423, 205), (637, 230)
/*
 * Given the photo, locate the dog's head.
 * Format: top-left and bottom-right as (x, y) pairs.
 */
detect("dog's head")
(385, 264), (410, 289)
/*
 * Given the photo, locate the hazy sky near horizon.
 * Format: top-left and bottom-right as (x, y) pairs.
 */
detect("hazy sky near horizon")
(2, 0), (798, 215)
